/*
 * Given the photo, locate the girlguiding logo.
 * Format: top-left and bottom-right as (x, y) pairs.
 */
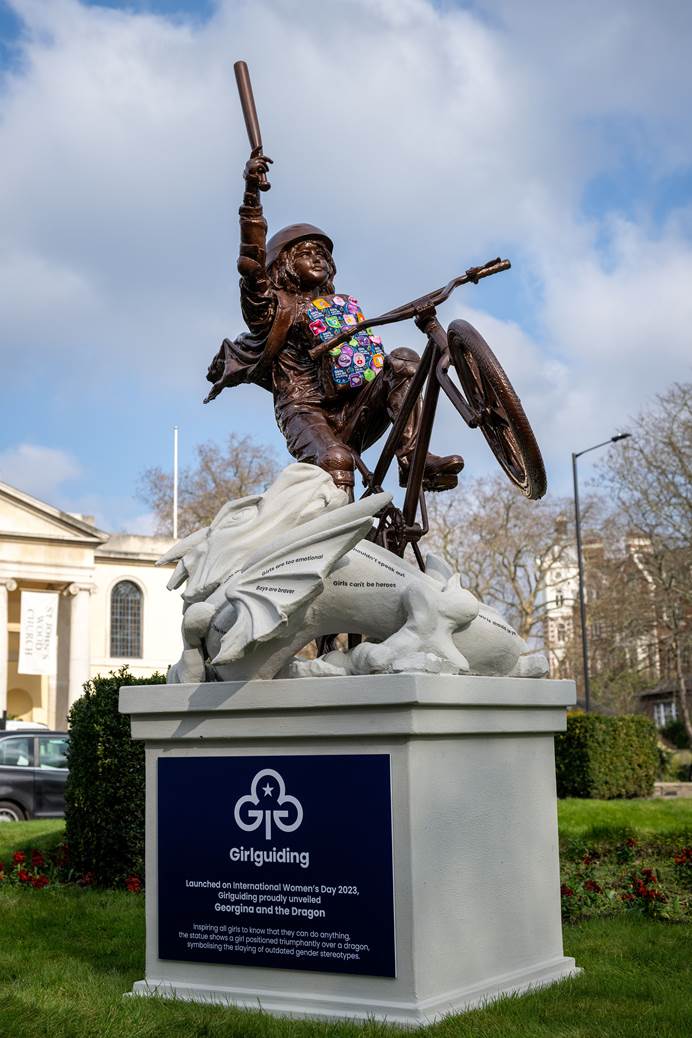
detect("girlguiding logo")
(234, 768), (303, 841)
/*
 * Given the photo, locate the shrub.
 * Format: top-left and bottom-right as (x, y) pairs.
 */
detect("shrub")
(555, 713), (658, 799)
(661, 719), (690, 749)
(657, 745), (677, 780)
(64, 667), (165, 888)
(673, 753), (692, 782)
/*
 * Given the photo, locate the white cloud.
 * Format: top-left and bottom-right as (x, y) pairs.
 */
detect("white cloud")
(0, 442), (82, 500)
(0, 442), (155, 533)
(123, 510), (158, 536)
(1, 0), (691, 498)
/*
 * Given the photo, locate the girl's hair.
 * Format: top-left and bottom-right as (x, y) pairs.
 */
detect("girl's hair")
(269, 239), (336, 293)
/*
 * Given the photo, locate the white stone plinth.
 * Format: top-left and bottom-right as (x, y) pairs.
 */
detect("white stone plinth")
(119, 674), (578, 1027)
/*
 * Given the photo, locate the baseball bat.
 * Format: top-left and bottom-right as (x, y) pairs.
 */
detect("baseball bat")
(234, 60), (270, 191)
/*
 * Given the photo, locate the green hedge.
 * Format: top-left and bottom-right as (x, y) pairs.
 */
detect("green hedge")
(555, 713), (659, 799)
(64, 667), (165, 887)
(661, 719), (690, 749)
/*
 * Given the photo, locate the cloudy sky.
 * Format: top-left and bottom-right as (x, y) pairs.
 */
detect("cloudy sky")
(1, 0), (690, 531)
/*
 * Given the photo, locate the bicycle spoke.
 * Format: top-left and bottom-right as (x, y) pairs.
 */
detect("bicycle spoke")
(447, 318), (547, 499)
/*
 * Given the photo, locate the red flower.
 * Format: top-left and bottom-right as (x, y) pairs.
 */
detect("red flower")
(560, 884), (575, 897)
(17, 869), (30, 883)
(125, 875), (142, 893)
(626, 869), (667, 906)
(581, 853), (596, 865)
(626, 837), (637, 848)
(12, 851), (26, 864)
(584, 879), (602, 893)
(30, 874), (49, 889)
(31, 850), (45, 868)
(79, 871), (95, 887)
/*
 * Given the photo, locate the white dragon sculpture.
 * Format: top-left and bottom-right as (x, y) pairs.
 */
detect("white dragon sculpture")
(158, 463), (548, 683)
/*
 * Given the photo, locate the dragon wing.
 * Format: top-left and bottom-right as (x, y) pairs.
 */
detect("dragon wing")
(211, 492), (391, 665)
(156, 527), (209, 591)
(155, 494), (264, 592)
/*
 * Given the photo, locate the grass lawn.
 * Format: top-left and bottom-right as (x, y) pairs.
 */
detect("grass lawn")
(558, 797), (692, 840)
(0, 886), (689, 1037)
(1, 802), (691, 1037)
(0, 819), (64, 860)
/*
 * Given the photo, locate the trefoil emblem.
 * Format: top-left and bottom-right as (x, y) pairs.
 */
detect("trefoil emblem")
(234, 768), (303, 840)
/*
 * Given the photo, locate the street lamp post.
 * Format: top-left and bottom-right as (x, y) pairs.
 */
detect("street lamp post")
(571, 433), (631, 712)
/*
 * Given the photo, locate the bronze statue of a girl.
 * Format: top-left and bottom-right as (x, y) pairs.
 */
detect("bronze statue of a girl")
(205, 149), (464, 493)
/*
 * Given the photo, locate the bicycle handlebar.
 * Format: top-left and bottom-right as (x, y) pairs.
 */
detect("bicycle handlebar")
(308, 257), (510, 359)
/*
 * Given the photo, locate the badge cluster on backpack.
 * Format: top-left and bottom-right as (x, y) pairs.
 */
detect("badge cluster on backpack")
(307, 295), (385, 389)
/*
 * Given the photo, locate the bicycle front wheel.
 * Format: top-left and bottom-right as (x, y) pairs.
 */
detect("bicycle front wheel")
(445, 319), (547, 499)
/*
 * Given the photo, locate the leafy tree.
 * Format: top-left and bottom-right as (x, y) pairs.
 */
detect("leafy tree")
(138, 432), (279, 538)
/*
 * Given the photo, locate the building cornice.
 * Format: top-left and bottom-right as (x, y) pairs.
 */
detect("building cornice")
(0, 481), (109, 545)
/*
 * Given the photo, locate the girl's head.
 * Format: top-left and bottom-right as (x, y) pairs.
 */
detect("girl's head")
(266, 224), (336, 294)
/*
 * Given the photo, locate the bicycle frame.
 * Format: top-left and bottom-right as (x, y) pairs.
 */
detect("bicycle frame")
(357, 312), (474, 567)
(311, 257), (512, 566)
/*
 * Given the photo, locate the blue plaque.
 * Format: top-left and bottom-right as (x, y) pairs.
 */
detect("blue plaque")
(157, 754), (395, 977)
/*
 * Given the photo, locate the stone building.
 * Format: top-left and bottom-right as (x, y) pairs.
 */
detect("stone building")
(541, 522), (680, 704)
(0, 480), (181, 729)
(541, 537), (579, 677)
(639, 676), (691, 730)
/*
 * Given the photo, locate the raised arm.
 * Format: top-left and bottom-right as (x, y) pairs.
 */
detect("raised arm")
(238, 152), (276, 334)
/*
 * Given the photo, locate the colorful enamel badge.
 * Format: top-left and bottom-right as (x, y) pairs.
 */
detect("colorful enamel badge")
(306, 295), (386, 389)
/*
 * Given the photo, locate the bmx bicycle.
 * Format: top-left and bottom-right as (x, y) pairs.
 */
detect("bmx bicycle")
(309, 257), (547, 570)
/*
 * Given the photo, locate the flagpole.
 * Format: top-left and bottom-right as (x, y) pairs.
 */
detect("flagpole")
(173, 426), (179, 540)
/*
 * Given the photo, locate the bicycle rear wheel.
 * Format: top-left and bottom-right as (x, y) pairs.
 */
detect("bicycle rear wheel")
(444, 320), (547, 499)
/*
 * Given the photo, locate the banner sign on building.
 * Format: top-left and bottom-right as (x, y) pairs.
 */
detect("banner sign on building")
(158, 754), (396, 977)
(18, 591), (59, 676)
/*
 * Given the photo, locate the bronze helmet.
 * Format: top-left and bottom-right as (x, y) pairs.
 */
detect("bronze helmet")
(266, 223), (334, 269)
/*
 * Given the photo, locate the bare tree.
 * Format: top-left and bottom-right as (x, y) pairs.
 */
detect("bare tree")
(573, 538), (661, 712)
(596, 382), (692, 738)
(138, 432), (279, 538)
(425, 475), (594, 643)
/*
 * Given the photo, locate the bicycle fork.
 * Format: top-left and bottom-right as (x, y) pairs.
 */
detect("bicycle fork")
(365, 311), (448, 567)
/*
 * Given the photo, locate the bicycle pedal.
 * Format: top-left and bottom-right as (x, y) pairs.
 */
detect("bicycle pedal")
(423, 473), (460, 492)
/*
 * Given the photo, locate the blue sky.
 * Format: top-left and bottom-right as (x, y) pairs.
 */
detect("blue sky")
(1, 0), (691, 531)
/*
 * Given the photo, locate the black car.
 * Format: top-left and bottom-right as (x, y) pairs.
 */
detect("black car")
(0, 730), (69, 822)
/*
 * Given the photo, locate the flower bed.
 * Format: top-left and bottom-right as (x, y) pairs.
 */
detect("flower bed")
(0, 842), (142, 894)
(3, 831), (689, 923)
(559, 835), (692, 922)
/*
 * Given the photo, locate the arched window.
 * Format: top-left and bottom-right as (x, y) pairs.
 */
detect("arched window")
(110, 581), (142, 658)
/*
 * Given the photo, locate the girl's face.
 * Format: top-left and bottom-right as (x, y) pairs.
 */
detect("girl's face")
(291, 239), (332, 291)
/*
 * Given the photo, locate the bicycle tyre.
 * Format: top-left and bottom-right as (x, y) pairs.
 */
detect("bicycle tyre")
(446, 319), (547, 499)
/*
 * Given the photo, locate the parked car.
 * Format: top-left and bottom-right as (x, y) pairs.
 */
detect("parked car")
(0, 730), (69, 821)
